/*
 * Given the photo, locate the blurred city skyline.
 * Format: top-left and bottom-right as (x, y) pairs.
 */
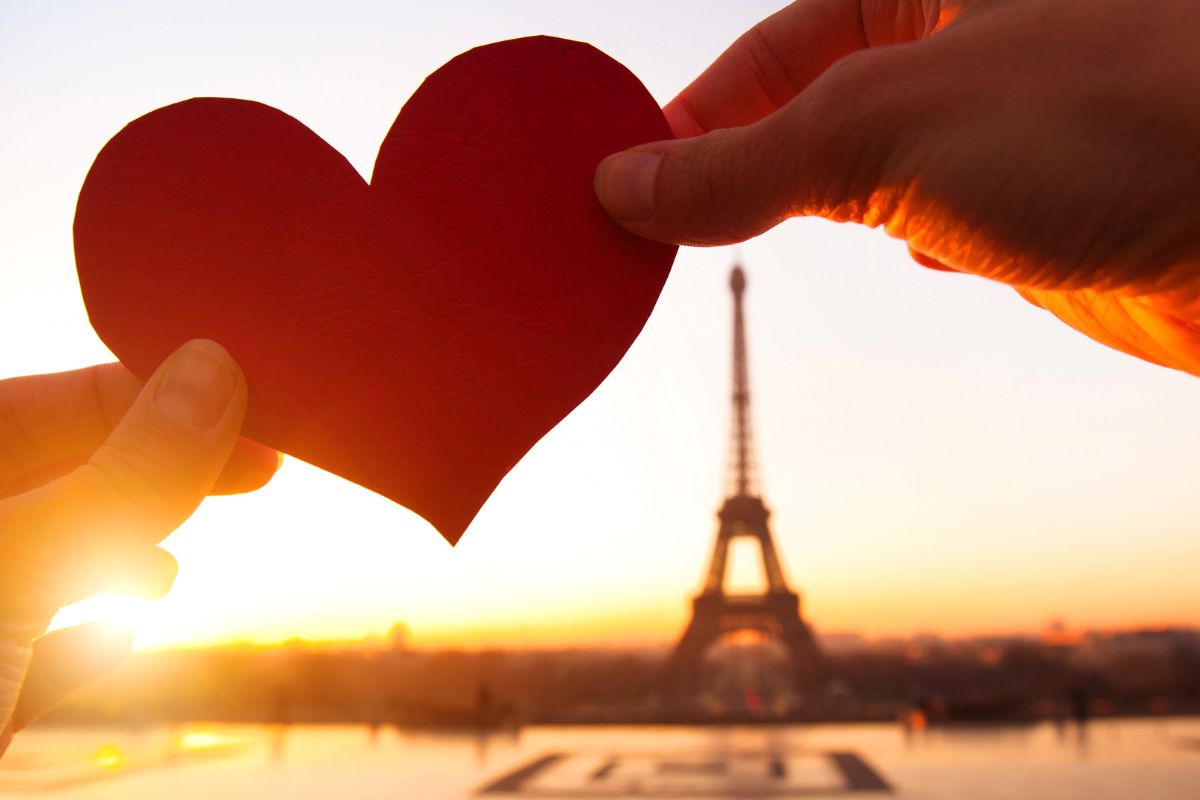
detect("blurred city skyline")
(2, 1), (1199, 652)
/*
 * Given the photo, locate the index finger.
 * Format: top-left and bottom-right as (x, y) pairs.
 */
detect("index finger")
(665, 0), (953, 137)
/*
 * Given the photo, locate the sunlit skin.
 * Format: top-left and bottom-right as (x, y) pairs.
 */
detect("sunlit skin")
(595, 0), (1200, 375)
(0, 340), (277, 755)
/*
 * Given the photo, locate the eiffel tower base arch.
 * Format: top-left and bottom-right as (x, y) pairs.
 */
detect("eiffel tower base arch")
(665, 589), (823, 704)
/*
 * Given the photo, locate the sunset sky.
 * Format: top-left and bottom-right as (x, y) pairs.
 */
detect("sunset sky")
(3, 0), (1199, 651)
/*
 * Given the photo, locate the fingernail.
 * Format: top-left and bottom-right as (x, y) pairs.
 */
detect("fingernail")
(153, 341), (237, 430)
(595, 150), (661, 223)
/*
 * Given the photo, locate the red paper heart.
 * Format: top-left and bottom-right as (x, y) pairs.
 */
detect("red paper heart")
(74, 37), (676, 544)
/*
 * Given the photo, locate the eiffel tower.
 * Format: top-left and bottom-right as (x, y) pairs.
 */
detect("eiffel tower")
(665, 265), (822, 702)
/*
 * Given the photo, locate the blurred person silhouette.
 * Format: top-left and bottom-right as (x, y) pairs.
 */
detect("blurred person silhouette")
(1068, 683), (1091, 753)
(0, 340), (278, 757)
(596, 0), (1200, 376)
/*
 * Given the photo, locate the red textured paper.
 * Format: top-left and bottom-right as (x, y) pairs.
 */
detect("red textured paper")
(74, 36), (676, 544)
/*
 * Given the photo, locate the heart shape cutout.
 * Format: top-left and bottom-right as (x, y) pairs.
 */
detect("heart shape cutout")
(74, 36), (676, 543)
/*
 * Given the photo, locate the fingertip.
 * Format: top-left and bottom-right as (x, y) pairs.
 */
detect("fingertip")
(167, 339), (242, 385)
(137, 548), (179, 600)
(600, 120), (799, 248)
(663, 99), (706, 139)
(175, 339), (244, 384)
(211, 438), (281, 495)
(64, 544), (179, 602)
(151, 339), (244, 432)
(595, 147), (664, 227)
(907, 245), (960, 273)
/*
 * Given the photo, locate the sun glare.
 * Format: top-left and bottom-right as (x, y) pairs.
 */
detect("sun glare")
(48, 594), (152, 638)
(177, 729), (239, 752)
(92, 743), (126, 771)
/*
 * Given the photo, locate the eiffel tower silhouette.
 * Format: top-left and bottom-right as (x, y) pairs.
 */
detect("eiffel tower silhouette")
(665, 265), (822, 702)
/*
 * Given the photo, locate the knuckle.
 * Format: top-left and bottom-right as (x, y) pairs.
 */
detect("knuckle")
(0, 552), (73, 628)
(794, 47), (930, 216)
(82, 441), (194, 533)
(688, 138), (728, 221)
(0, 380), (42, 482)
(665, 128), (789, 245)
(743, 21), (801, 107)
(807, 49), (895, 117)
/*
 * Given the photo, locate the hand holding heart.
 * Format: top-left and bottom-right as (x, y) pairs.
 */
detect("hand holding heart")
(594, 0), (1200, 376)
(2, 37), (668, 754)
(0, 341), (278, 754)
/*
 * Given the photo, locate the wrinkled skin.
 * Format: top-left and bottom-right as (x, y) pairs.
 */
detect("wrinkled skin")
(596, 0), (1200, 374)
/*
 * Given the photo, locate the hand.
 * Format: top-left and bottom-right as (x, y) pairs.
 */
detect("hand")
(595, 0), (1200, 375)
(0, 340), (278, 756)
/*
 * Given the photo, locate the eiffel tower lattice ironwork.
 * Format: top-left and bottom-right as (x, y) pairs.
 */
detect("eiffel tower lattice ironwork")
(665, 265), (821, 701)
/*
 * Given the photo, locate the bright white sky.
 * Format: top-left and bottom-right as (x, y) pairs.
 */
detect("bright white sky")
(2, 1), (1199, 650)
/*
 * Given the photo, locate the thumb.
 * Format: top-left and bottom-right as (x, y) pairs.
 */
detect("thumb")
(595, 47), (932, 246)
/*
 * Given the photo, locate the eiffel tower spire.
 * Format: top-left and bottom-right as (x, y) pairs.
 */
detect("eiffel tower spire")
(728, 265), (757, 498)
